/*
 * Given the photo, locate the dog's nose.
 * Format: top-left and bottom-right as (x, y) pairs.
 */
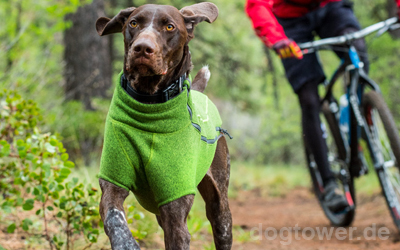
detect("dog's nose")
(133, 41), (155, 57)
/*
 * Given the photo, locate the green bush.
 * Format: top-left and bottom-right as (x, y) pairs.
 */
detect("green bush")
(0, 89), (151, 249)
(48, 100), (108, 167)
(0, 89), (100, 249)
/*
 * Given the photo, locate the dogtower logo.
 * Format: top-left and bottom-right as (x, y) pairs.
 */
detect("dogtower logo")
(250, 224), (390, 245)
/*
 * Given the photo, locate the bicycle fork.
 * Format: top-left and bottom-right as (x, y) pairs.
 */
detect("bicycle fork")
(323, 98), (355, 211)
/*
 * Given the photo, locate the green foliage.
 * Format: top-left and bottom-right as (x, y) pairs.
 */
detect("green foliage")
(353, 0), (400, 126)
(0, 89), (100, 249)
(48, 100), (108, 166)
(0, 89), (152, 249)
(126, 204), (148, 240)
(0, 0), (82, 92)
(0, 0), (106, 166)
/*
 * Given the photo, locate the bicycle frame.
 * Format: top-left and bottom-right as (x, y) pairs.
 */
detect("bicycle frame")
(319, 44), (389, 177)
(298, 16), (399, 176)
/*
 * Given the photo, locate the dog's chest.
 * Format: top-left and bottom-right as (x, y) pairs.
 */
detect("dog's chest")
(99, 73), (223, 214)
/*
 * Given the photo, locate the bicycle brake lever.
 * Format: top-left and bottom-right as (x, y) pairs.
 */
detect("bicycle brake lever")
(375, 22), (400, 37)
(375, 25), (390, 38)
(389, 23), (400, 31)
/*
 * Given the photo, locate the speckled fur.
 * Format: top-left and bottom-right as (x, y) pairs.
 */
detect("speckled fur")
(104, 208), (141, 250)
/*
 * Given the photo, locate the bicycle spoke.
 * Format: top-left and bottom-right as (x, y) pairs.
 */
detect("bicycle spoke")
(382, 169), (400, 219)
(372, 109), (396, 162)
(369, 105), (400, 220)
(386, 167), (400, 196)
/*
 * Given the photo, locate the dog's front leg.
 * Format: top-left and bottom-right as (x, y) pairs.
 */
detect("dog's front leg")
(158, 195), (194, 250)
(99, 178), (141, 250)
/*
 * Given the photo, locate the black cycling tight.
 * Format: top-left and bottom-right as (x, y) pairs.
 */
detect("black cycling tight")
(297, 81), (334, 184)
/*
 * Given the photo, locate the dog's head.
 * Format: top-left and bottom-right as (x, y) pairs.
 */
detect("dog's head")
(96, 3), (218, 94)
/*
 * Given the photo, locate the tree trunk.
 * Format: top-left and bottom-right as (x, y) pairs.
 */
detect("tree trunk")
(64, 0), (112, 110)
(387, 0), (400, 39)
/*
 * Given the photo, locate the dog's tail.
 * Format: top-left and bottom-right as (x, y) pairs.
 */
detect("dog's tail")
(191, 65), (210, 93)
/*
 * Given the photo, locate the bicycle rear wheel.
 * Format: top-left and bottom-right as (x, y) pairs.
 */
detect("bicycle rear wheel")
(305, 101), (356, 226)
(363, 90), (400, 231)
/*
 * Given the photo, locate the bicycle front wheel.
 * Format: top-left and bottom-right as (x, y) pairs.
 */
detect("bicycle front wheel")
(305, 101), (356, 227)
(363, 90), (400, 231)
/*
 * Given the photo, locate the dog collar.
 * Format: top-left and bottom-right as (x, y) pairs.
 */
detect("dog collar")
(121, 74), (188, 103)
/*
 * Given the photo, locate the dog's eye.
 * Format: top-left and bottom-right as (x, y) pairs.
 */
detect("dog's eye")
(166, 24), (174, 31)
(130, 21), (138, 28)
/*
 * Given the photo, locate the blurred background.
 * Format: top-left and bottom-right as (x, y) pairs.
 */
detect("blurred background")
(1, 0), (400, 168)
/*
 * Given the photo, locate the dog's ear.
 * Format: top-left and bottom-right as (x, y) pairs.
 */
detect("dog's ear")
(180, 2), (218, 41)
(96, 7), (136, 36)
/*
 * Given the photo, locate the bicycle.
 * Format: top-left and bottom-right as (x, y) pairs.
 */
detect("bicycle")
(298, 17), (400, 229)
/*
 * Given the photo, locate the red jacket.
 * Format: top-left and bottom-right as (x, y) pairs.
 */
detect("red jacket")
(246, 0), (400, 47)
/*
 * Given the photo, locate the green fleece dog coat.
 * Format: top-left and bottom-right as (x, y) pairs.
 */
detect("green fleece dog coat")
(99, 72), (223, 214)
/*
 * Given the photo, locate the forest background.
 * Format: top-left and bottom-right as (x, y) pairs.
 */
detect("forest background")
(2, 0), (400, 166)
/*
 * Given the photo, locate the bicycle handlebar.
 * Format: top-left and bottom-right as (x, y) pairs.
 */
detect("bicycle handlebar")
(298, 17), (400, 52)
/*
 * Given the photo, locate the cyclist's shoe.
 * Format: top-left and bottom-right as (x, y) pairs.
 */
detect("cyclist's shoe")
(323, 180), (349, 213)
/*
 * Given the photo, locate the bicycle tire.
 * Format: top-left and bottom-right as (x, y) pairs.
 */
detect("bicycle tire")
(305, 101), (356, 227)
(363, 90), (400, 231)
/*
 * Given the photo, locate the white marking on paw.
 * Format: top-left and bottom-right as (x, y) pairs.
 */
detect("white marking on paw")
(108, 208), (127, 225)
(222, 223), (230, 237)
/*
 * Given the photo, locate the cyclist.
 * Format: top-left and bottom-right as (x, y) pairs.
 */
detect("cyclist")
(245, 0), (400, 212)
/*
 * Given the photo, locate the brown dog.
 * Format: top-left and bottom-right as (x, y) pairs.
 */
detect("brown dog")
(95, 3), (232, 250)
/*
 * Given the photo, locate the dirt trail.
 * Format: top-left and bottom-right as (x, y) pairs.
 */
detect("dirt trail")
(230, 187), (400, 250)
(2, 187), (400, 249)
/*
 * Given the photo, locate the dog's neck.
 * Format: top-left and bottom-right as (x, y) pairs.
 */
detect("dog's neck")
(124, 46), (192, 95)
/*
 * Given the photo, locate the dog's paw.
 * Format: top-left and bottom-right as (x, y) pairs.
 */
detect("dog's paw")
(192, 65), (210, 93)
